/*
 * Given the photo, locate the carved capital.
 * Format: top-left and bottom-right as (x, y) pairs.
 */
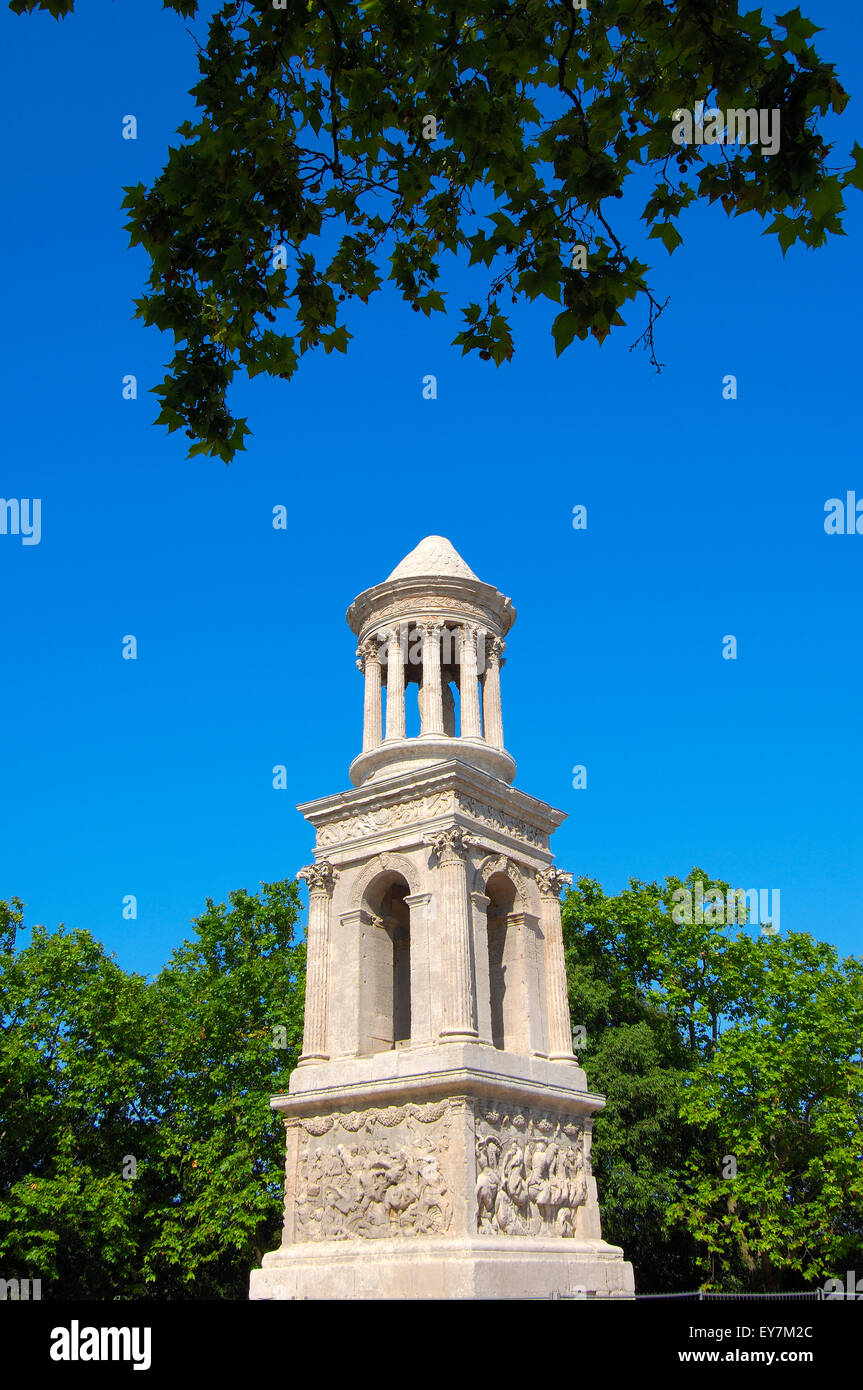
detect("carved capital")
(486, 635), (506, 664)
(298, 861), (339, 896)
(535, 868), (573, 900)
(424, 825), (474, 863)
(357, 636), (383, 670)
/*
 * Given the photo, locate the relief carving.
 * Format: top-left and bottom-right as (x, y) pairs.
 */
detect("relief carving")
(316, 791), (455, 848)
(294, 1101), (453, 1242)
(475, 1105), (589, 1238)
(456, 794), (548, 850)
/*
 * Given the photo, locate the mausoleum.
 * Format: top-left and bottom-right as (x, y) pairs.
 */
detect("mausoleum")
(249, 537), (634, 1299)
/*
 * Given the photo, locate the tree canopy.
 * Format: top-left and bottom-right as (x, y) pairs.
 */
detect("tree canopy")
(10, 0), (862, 459)
(564, 870), (863, 1291)
(0, 885), (304, 1298)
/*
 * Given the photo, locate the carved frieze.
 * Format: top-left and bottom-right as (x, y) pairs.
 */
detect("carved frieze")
(315, 791), (456, 848)
(293, 1101), (454, 1242)
(474, 1104), (589, 1238)
(456, 794), (548, 849)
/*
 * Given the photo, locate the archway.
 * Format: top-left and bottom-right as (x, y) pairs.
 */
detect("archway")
(360, 871), (411, 1052)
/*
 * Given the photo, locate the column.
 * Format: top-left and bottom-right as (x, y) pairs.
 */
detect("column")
(536, 867), (576, 1062)
(459, 624), (482, 740)
(357, 638), (382, 751)
(425, 826), (478, 1040)
(482, 636), (505, 749)
(419, 621), (444, 736)
(470, 891), (492, 1043)
(404, 891), (432, 1045)
(296, 861), (338, 1063)
(384, 624), (406, 741)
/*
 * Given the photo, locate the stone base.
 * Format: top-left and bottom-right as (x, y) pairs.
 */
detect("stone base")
(250, 1235), (634, 1300)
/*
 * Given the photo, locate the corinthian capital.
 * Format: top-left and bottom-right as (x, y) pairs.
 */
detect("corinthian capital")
(486, 636), (506, 664)
(535, 867), (573, 899)
(424, 825), (474, 863)
(356, 636), (381, 670)
(298, 861), (339, 895)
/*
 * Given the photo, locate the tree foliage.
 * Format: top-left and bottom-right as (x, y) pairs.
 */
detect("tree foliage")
(0, 884), (304, 1298)
(11, 0), (862, 459)
(564, 870), (863, 1292)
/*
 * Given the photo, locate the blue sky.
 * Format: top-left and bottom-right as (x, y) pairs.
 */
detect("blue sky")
(1, 0), (860, 977)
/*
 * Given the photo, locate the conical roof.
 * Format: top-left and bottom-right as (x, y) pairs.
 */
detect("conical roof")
(386, 535), (478, 582)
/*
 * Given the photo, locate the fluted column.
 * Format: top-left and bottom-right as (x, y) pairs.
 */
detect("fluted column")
(384, 624), (406, 740)
(536, 867), (576, 1062)
(425, 826), (478, 1040)
(357, 638), (382, 751)
(296, 861), (338, 1063)
(482, 636), (505, 749)
(459, 624), (482, 739)
(419, 621), (444, 736)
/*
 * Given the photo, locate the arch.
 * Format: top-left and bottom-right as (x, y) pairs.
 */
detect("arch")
(352, 855), (418, 1055)
(477, 858), (532, 1053)
(350, 851), (422, 911)
(473, 853), (530, 909)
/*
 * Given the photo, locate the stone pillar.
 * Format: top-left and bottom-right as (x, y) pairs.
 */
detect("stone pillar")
(419, 622), (445, 736)
(470, 891), (492, 1044)
(404, 891), (432, 1045)
(384, 624), (406, 741)
(482, 636), (505, 750)
(425, 827), (478, 1041)
(536, 867), (576, 1062)
(358, 638), (382, 752)
(296, 861), (338, 1063)
(459, 625), (482, 740)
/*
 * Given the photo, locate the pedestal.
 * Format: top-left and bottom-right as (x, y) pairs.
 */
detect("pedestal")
(249, 1045), (635, 1300)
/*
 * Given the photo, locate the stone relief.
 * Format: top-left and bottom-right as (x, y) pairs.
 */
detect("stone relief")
(475, 1105), (589, 1238)
(293, 1101), (454, 1242)
(315, 792), (549, 851)
(316, 791), (455, 848)
(456, 794), (548, 850)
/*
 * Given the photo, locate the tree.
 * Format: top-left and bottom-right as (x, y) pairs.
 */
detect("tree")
(563, 873), (716, 1291)
(11, 0), (862, 460)
(0, 883), (305, 1299)
(563, 870), (863, 1292)
(0, 903), (154, 1298)
(669, 931), (863, 1290)
(144, 881), (305, 1296)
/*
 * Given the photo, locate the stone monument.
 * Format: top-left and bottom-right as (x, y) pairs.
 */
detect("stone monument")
(249, 537), (634, 1299)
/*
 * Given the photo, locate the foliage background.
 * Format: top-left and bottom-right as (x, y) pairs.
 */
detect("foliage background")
(2, 871), (860, 1297)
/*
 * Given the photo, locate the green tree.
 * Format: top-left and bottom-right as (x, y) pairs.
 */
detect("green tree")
(563, 870), (863, 1293)
(563, 873), (716, 1291)
(669, 931), (863, 1291)
(11, 0), (862, 459)
(144, 881), (305, 1297)
(0, 882), (305, 1299)
(0, 900), (153, 1298)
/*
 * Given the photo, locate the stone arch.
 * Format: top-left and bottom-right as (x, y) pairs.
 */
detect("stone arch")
(350, 852), (422, 911)
(473, 853), (530, 909)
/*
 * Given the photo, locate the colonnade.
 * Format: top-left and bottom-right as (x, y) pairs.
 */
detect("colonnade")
(357, 622), (505, 751)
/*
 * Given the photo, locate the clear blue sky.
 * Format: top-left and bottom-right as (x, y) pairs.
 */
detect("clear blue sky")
(1, 0), (860, 977)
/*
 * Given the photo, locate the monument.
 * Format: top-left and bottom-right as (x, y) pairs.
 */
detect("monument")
(249, 537), (634, 1299)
